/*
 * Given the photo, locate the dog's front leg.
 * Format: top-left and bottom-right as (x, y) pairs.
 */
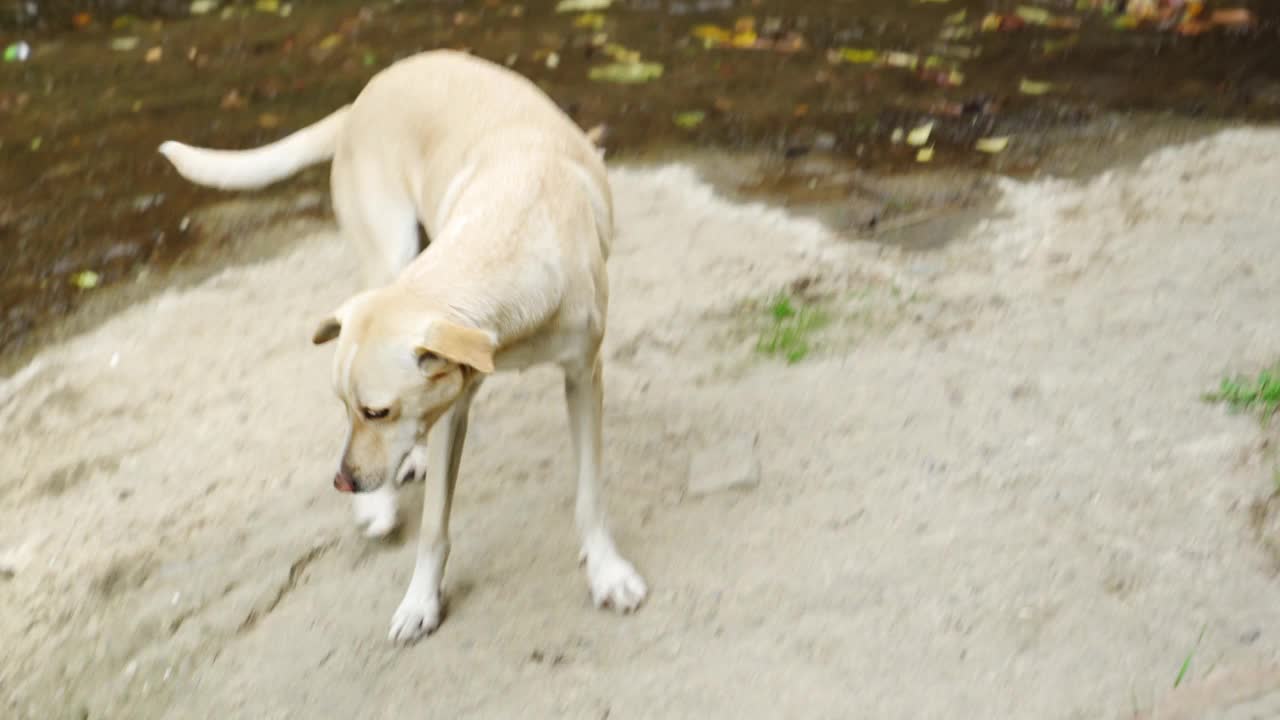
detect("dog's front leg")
(565, 355), (648, 612)
(388, 387), (476, 644)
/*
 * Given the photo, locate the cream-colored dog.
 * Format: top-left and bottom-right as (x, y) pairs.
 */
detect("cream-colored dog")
(157, 50), (646, 643)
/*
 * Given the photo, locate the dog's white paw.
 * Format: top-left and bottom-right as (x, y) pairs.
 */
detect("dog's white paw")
(388, 590), (442, 644)
(352, 484), (398, 539)
(584, 549), (647, 612)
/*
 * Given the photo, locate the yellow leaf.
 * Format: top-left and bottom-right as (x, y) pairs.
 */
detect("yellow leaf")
(907, 123), (933, 147)
(975, 137), (1010, 153)
(1019, 78), (1052, 95)
(1015, 6), (1051, 25)
(574, 12), (605, 29)
(917, 147), (935, 163)
(839, 48), (878, 64)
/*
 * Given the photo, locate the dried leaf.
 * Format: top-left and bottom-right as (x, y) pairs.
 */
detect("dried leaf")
(258, 112), (281, 128)
(71, 271), (100, 289)
(917, 147), (935, 163)
(72, 12), (93, 28)
(189, 0), (218, 15)
(145, 46), (163, 63)
(944, 9), (967, 24)
(1211, 8), (1255, 27)
(316, 34), (342, 50)
(110, 37), (140, 52)
(254, 0), (278, 12)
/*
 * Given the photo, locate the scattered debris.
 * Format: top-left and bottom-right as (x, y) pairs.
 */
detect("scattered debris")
(111, 37), (140, 52)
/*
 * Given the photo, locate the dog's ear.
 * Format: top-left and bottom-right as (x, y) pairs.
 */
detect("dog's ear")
(312, 316), (342, 345)
(417, 320), (496, 374)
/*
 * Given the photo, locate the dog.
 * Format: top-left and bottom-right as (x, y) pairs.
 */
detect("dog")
(158, 49), (647, 643)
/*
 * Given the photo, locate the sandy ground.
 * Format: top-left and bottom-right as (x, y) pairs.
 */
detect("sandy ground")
(3, 128), (1280, 719)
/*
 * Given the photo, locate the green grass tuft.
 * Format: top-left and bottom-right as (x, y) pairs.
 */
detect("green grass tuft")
(1203, 364), (1280, 421)
(756, 294), (827, 364)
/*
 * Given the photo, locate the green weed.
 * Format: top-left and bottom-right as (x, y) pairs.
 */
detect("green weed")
(756, 294), (827, 364)
(1203, 365), (1280, 421)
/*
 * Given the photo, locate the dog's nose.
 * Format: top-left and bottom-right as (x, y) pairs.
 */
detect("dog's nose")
(333, 471), (356, 493)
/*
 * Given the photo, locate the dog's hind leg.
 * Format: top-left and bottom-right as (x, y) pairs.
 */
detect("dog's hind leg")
(565, 354), (647, 612)
(330, 155), (423, 289)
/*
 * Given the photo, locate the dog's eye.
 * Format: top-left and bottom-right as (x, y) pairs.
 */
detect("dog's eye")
(361, 407), (390, 421)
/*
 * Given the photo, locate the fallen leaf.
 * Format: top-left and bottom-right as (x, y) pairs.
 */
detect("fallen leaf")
(882, 51), (918, 69)
(673, 110), (705, 129)
(317, 34), (342, 51)
(907, 122), (933, 147)
(1015, 6), (1051, 25)
(254, 0), (278, 12)
(975, 136), (1010, 153)
(29, 136), (41, 150)
(792, 104), (809, 117)
(588, 61), (662, 84)
(839, 47), (878, 64)
(944, 9), (967, 24)
(258, 113), (281, 128)
(72, 12), (93, 28)
(917, 147), (935, 163)
(556, 0), (611, 12)
(693, 24), (732, 44)
(891, 128), (905, 144)
(545, 52), (560, 69)
(71, 271), (100, 289)
(189, 0), (218, 15)
(220, 89), (245, 109)
(1043, 34), (1079, 54)
(731, 30), (758, 48)
(1211, 8), (1255, 27)
(574, 12), (605, 29)
(734, 17), (756, 33)
(110, 37), (140, 52)
(145, 46), (162, 63)
(1019, 78), (1052, 95)
(3, 42), (30, 63)
(981, 13), (1002, 31)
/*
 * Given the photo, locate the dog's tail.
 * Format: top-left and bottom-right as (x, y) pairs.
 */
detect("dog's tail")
(158, 105), (350, 190)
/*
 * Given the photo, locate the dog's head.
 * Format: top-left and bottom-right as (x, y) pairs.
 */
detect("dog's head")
(312, 289), (495, 493)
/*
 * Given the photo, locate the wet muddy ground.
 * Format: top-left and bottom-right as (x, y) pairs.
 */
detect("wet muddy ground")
(1, 0), (1279, 361)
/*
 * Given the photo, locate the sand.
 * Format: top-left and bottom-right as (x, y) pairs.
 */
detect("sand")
(2, 128), (1279, 719)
